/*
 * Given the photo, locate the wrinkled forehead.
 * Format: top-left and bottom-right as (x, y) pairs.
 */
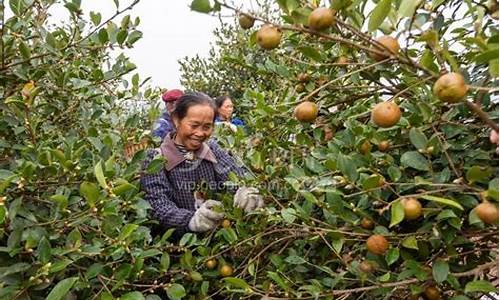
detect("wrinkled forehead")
(184, 104), (215, 123)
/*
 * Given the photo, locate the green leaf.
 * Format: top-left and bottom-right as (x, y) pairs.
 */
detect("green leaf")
(285, 255), (306, 264)
(281, 208), (296, 223)
(466, 166), (492, 183)
(0, 206), (7, 224)
(112, 182), (137, 196)
(388, 166), (402, 182)
(409, 128), (428, 150)
(98, 28), (109, 43)
(338, 154), (358, 182)
(332, 238), (343, 254)
(85, 263), (103, 279)
(10, 0), (28, 16)
(179, 233), (197, 247)
(159, 228), (176, 244)
(420, 49), (440, 74)
(401, 151), (429, 171)
(19, 41), (31, 59)
(119, 224), (138, 240)
(385, 248), (399, 265)
(220, 228), (238, 244)
(190, 0), (211, 13)
(46, 277), (79, 300)
(127, 30), (143, 44)
(121, 291), (145, 300)
(432, 259), (449, 283)
(431, 0), (446, 9)
(146, 156), (166, 174)
(297, 46), (322, 61)
(116, 29), (128, 45)
(64, 2), (80, 13)
(46, 32), (57, 49)
(369, 0), (392, 32)
(37, 237), (51, 263)
(190, 271), (203, 281)
(489, 59), (499, 77)
(390, 200), (404, 227)
(464, 280), (497, 293)
(160, 253), (170, 272)
(362, 174), (383, 190)
(267, 271), (289, 291)
(0, 262), (30, 278)
(79, 181), (99, 206)
(222, 277), (250, 290)
(94, 161), (108, 189)
(90, 11), (102, 25)
(421, 195), (464, 210)
(488, 178), (499, 200)
(474, 48), (499, 64)
(402, 236), (419, 250)
(398, 0), (421, 18)
(166, 283), (186, 300)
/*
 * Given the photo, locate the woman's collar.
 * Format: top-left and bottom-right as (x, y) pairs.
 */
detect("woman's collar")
(159, 134), (217, 171)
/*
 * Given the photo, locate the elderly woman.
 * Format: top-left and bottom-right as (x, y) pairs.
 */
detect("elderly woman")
(141, 92), (263, 234)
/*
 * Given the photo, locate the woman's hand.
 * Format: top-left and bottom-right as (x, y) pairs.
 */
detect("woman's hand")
(234, 187), (264, 212)
(188, 200), (224, 232)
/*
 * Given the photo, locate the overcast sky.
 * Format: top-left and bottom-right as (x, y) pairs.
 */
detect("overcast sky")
(4, 1), (239, 89)
(52, 1), (223, 90)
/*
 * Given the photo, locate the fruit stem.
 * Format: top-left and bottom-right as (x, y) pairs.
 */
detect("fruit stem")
(301, 58), (392, 102)
(465, 101), (499, 132)
(467, 85), (500, 92)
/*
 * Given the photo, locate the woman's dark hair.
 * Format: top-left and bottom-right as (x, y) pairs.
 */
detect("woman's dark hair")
(171, 92), (217, 121)
(215, 95), (231, 109)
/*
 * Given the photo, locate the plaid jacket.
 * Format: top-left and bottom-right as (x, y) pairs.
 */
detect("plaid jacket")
(140, 134), (245, 232)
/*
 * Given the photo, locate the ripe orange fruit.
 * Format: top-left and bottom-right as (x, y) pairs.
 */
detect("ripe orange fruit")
(366, 234), (389, 255)
(370, 36), (400, 61)
(221, 219), (231, 228)
(423, 286), (441, 300)
(378, 140), (390, 152)
(360, 217), (375, 230)
(219, 264), (233, 277)
(433, 72), (468, 103)
(371, 102), (401, 128)
(359, 260), (374, 273)
(475, 202), (499, 224)
(402, 198), (422, 220)
(294, 101), (318, 122)
(360, 140), (372, 154)
(257, 25), (282, 50)
(308, 7), (335, 30)
(238, 14), (255, 29)
(205, 259), (217, 269)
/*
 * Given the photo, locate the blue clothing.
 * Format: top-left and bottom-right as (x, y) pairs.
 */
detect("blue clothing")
(140, 134), (245, 232)
(215, 116), (245, 127)
(152, 112), (175, 140)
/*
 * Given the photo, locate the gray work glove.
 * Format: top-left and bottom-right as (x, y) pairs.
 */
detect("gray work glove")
(233, 187), (264, 212)
(188, 200), (224, 232)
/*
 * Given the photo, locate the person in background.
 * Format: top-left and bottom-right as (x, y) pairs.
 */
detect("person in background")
(152, 89), (184, 140)
(214, 95), (245, 132)
(141, 92), (263, 236)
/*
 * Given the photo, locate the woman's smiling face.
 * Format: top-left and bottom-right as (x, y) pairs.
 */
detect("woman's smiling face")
(173, 104), (215, 150)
